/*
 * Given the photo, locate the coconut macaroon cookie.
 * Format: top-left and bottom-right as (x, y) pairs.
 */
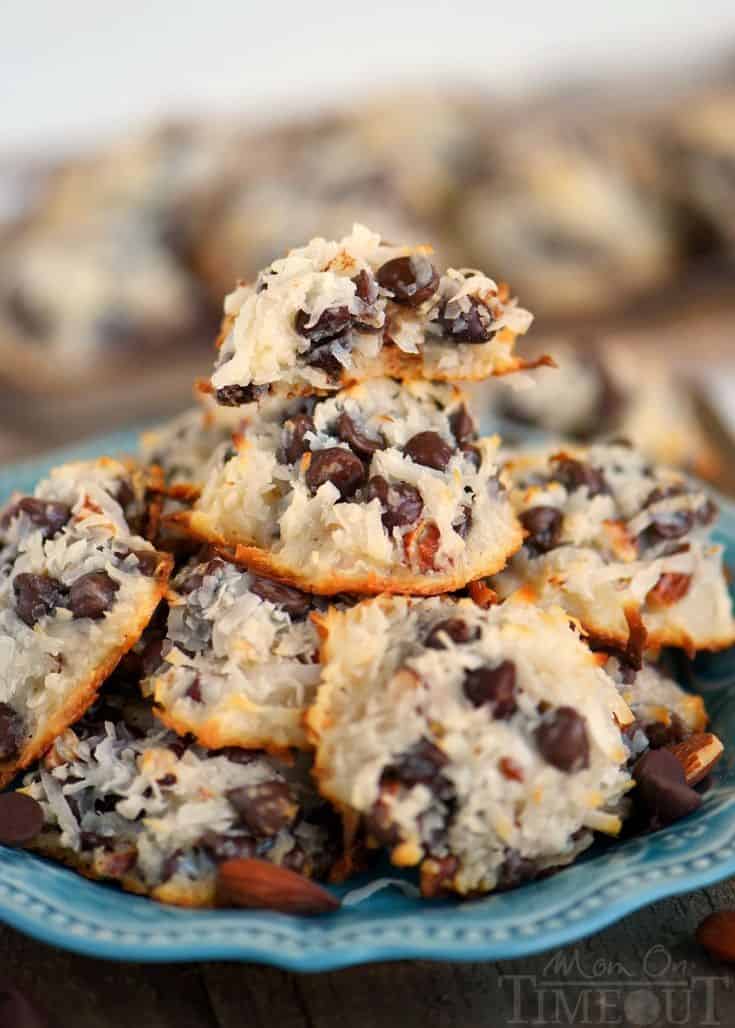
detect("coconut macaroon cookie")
(607, 658), (708, 750)
(210, 223), (535, 401)
(181, 378), (523, 595)
(0, 458), (172, 785)
(492, 442), (735, 654)
(143, 555), (325, 752)
(19, 695), (341, 907)
(308, 596), (634, 897)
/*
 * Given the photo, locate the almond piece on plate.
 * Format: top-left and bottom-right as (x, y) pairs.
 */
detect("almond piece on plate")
(667, 732), (724, 786)
(697, 912), (735, 963)
(216, 858), (340, 915)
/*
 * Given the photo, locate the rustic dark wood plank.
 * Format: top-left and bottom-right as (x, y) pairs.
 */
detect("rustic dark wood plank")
(2, 880), (735, 1028)
(0, 928), (219, 1028)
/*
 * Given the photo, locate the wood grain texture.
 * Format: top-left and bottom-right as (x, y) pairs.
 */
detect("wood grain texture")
(3, 881), (735, 1028)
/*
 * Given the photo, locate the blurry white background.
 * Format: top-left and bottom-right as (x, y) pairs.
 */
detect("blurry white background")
(4, 0), (735, 153)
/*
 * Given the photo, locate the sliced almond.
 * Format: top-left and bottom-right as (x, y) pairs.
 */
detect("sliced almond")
(697, 911), (735, 962)
(667, 732), (724, 786)
(216, 858), (340, 915)
(646, 572), (693, 608)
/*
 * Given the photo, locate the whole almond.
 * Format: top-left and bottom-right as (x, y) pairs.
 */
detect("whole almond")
(667, 733), (724, 786)
(216, 858), (340, 915)
(697, 912), (735, 962)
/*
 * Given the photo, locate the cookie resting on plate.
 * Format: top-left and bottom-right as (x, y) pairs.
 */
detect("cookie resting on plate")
(180, 378), (523, 596)
(307, 596), (634, 897)
(492, 441), (735, 654)
(143, 555), (328, 752)
(606, 657), (708, 757)
(18, 694), (341, 907)
(0, 459), (172, 786)
(209, 223), (535, 400)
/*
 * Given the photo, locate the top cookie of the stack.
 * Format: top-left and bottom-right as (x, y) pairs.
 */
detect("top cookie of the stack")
(210, 223), (535, 401)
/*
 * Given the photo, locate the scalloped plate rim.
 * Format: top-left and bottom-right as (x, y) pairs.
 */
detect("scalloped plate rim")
(1, 428), (734, 969)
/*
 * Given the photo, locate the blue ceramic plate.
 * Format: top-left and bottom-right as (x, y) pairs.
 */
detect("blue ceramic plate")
(1, 430), (734, 969)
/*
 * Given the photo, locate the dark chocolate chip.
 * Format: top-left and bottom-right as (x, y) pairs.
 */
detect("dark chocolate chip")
(425, 618), (480, 649)
(280, 413), (315, 465)
(376, 255), (439, 306)
(364, 792), (402, 846)
(0, 793), (43, 846)
(140, 636), (166, 678)
(449, 404), (477, 447)
(227, 781), (298, 837)
(304, 343), (344, 381)
(305, 447), (366, 498)
(641, 510), (694, 546)
(645, 713), (686, 750)
(1, 497), (71, 538)
(352, 269), (378, 304)
(404, 431), (453, 472)
(366, 475), (424, 531)
(250, 575), (311, 618)
(68, 571), (119, 619)
(463, 661), (517, 717)
(633, 748), (702, 827)
(536, 707), (590, 773)
(157, 773), (177, 788)
(438, 297), (494, 343)
(217, 747), (260, 765)
(13, 573), (64, 627)
(382, 738), (448, 790)
(496, 848), (539, 891)
(336, 412), (384, 458)
(294, 305), (351, 344)
(551, 456), (608, 498)
(453, 503), (473, 539)
(520, 506), (563, 555)
(0, 704), (25, 762)
(129, 549), (161, 577)
(215, 384), (266, 406)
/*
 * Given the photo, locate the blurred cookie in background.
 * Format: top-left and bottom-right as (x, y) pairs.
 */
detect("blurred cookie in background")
(472, 338), (721, 481)
(456, 117), (681, 322)
(662, 85), (735, 261)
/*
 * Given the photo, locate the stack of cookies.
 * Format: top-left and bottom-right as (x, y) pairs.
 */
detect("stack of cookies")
(1, 225), (733, 905)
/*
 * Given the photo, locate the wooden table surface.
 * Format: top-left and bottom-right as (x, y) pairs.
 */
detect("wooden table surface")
(1, 315), (734, 1028)
(2, 879), (734, 1028)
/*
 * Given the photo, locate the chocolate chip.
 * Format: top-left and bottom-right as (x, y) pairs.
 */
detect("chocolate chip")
(352, 269), (378, 304)
(279, 413), (315, 465)
(536, 707), (590, 773)
(551, 456), (608, 498)
(157, 773), (177, 788)
(641, 510), (694, 546)
(1, 497), (70, 538)
(453, 504), (473, 539)
(449, 404), (477, 447)
(382, 738), (449, 790)
(425, 618), (480, 649)
(463, 661), (517, 717)
(217, 747), (260, 765)
(294, 305), (351, 344)
(0, 793), (43, 846)
(496, 848), (538, 891)
(227, 781), (298, 837)
(366, 475), (424, 531)
(645, 714), (686, 750)
(336, 412), (384, 458)
(376, 255), (439, 306)
(13, 573), (64, 627)
(304, 343), (344, 381)
(122, 548), (160, 577)
(633, 748), (702, 827)
(250, 576), (311, 618)
(404, 431), (453, 472)
(68, 571), (119, 619)
(305, 447), (366, 498)
(438, 297), (494, 343)
(0, 704), (25, 761)
(215, 384), (266, 406)
(520, 506), (563, 555)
